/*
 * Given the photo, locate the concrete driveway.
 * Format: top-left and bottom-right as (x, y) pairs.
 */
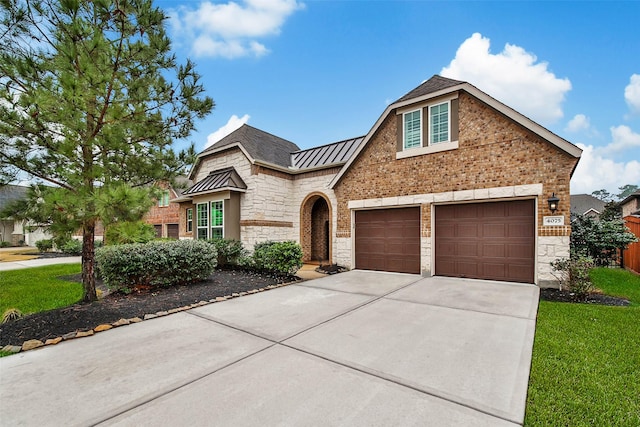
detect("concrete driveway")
(0, 271), (539, 426)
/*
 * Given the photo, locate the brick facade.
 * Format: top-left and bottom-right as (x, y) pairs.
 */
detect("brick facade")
(332, 91), (578, 285)
(144, 182), (181, 238)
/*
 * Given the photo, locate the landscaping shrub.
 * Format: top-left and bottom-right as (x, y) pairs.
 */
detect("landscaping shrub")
(59, 238), (82, 255)
(0, 241), (10, 248)
(550, 256), (595, 295)
(35, 239), (53, 252)
(207, 238), (246, 266)
(252, 240), (303, 274)
(96, 240), (217, 293)
(2, 308), (23, 324)
(104, 220), (156, 245)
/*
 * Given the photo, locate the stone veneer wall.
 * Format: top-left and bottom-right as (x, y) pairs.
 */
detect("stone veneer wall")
(333, 91), (579, 285)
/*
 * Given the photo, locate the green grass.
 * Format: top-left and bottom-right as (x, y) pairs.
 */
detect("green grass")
(525, 268), (640, 426)
(0, 264), (83, 316)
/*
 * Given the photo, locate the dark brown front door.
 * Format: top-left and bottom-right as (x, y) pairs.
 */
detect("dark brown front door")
(435, 200), (535, 283)
(355, 207), (420, 274)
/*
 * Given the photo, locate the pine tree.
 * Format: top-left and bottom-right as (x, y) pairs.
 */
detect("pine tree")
(0, 0), (214, 301)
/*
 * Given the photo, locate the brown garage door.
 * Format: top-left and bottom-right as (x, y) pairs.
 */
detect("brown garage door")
(435, 200), (534, 283)
(167, 224), (179, 239)
(355, 207), (420, 274)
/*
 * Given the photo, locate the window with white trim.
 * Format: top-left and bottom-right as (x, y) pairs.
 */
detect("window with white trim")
(186, 208), (193, 233)
(429, 101), (449, 144)
(196, 203), (208, 240)
(158, 190), (170, 207)
(403, 109), (422, 149)
(210, 201), (224, 239)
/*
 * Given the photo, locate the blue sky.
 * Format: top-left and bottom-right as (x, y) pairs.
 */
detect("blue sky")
(161, 0), (640, 196)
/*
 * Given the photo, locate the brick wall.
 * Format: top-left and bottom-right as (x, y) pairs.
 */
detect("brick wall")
(144, 182), (180, 238)
(334, 91), (579, 283)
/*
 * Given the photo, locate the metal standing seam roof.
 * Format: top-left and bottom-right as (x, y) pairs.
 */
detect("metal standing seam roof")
(183, 167), (247, 195)
(291, 136), (364, 170)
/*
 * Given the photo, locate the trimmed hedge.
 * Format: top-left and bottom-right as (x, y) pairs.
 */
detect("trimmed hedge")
(96, 240), (217, 293)
(207, 238), (246, 267)
(253, 240), (303, 275)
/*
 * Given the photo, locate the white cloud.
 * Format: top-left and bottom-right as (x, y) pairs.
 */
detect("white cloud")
(625, 73), (640, 114)
(441, 33), (571, 125)
(169, 0), (303, 59)
(205, 114), (250, 148)
(601, 125), (640, 153)
(565, 114), (591, 133)
(571, 143), (640, 194)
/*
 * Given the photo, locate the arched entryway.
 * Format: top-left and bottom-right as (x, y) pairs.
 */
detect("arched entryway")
(300, 193), (332, 263)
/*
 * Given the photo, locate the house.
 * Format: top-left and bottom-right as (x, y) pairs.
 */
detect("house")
(570, 193), (606, 218)
(0, 184), (51, 246)
(620, 189), (640, 218)
(176, 75), (582, 287)
(144, 179), (191, 239)
(621, 189), (640, 273)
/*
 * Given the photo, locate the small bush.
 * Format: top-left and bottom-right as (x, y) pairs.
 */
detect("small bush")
(35, 239), (53, 252)
(2, 308), (23, 324)
(253, 240), (303, 275)
(59, 239), (82, 255)
(105, 221), (156, 245)
(0, 241), (11, 248)
(551, 256), (595, 295)
(207, 238), (246, 266)
(96, 240), (217, 293)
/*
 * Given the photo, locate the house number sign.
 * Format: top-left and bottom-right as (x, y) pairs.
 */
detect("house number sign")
(543, 216), (564, 226)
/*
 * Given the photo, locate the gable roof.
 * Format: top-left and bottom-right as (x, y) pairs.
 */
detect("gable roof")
(198, 124), (300, 169)
(0, 184), (28, 211)
(290, 136), (364, 170)
(330, 75), (582, 188)
(570, 194), (606, 216)
(182, 167), (247, 197)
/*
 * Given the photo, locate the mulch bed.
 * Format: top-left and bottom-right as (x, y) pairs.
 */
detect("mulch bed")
(540, 288), (630, 306)
(0, 268), (299, 347)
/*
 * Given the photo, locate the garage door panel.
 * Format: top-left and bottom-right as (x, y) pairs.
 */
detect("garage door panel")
(435, 200), (534, 283)
(355, 208), (420, 274)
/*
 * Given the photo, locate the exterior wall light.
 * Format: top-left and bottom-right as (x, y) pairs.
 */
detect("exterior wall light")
(547, 193), (560, 213)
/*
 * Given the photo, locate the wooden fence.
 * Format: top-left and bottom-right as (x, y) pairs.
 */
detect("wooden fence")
(623, 216), (640, 274)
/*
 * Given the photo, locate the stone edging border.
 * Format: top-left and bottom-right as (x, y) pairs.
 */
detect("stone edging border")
(2, 280), (299, 355)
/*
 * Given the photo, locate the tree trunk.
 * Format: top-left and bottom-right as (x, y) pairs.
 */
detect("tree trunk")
(81, 220), (97, 302)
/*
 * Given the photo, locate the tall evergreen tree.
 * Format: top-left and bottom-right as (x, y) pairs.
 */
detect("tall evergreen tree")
(0, 0), (214, 301)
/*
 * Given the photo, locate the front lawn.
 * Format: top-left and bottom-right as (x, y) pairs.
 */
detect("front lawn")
(525, 268), (640, 426)
(0, 264), (83, 316)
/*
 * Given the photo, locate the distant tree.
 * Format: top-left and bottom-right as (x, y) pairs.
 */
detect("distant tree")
(617, 184), (639, 200)
(592, 189), (613, 203)
(0, 0), (213, 302)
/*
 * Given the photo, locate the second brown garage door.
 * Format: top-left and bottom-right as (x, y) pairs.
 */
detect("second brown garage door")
(355, 207), (420, 274)
(435, 200), (535, 283)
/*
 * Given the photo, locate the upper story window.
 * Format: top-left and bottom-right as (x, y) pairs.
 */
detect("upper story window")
(158, 190), (170, 207)
(396, 96), (459, 159)
(429, 101), (449, 144)
(403, 110), (422, 149)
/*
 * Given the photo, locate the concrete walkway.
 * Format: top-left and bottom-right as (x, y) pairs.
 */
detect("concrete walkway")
(0, 271), (539, 426)
(0, 256), (81, 271)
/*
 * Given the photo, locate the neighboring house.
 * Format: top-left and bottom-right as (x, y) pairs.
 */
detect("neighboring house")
(570, 193), (606, 218)
(621, 189), (640, 273)
(144, 179), (191, 239)
(620, 189), (640, 217)
(176, 75), (582, 287)
(0, 184), (51, 245)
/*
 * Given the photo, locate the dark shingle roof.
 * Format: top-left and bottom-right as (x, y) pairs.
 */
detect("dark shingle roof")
(395, 75), (465, 104)
(0, 185), (28, 211)
(184, 167), (247, 195)
(291, 136), (364, 170)
(570, 194), (606, 216)
(200, 124), (300, 168)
